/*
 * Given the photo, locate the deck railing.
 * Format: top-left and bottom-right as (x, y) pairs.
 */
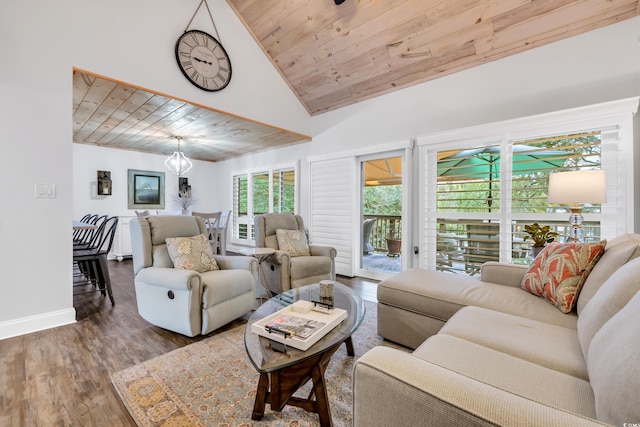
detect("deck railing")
(364, 215), (402, 253)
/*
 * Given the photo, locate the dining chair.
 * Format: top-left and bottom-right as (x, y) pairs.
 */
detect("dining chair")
(156, 210), (184, 215)
(135, 210), (150, 217)
(217, 210), (231, 255)
(73, 215), (119, 305)
(192, 211), (222, 249)
(73, 214), (107, 249)
(72, 213), (93, 243)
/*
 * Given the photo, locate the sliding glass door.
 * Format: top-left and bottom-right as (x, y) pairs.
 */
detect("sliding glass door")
(358, 152), (404, 280)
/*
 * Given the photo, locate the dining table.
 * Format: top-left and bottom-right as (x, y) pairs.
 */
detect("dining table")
(73, 220), (97, 230)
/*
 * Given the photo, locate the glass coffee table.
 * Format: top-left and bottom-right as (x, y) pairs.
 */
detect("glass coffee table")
(244, 282), (365, 426)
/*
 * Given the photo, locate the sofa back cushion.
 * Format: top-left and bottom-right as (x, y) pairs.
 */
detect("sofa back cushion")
(587, 290), (640, 425)
(577, 256), (640, 360)
(577, 233), (640, 314)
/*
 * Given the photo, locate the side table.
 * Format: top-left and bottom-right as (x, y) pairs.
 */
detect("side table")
(239, 247), (276, 300)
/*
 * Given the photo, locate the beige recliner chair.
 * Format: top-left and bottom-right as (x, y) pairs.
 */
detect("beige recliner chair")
(130, 215), (258, 337)
(254, 213), (336, 294)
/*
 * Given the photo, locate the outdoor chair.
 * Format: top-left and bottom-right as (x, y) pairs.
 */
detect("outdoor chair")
(463, 221), (500, 275)
(436, 232), (463, 272)
(363, 218), (376, 254)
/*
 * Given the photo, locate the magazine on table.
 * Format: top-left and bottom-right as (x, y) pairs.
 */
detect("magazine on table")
(264, 314), (326, 339)
(252, 304), (348, 351)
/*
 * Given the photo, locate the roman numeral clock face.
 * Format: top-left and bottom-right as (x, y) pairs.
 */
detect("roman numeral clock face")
(175, 30), (232, 91)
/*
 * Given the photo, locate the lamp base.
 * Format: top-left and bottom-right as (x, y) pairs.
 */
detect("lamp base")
(567, 205), (583, 242)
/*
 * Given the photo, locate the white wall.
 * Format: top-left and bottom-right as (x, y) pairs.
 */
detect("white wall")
(73, 144), (225, 217)
(0, 0), (309, 339)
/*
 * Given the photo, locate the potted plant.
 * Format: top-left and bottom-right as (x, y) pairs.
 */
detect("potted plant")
(386, 220), (402, 257)
(175, 189), (197, 214)
(523, 223), (559, 257)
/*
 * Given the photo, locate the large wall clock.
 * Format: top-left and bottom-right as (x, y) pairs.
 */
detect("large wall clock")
(175, 29), (232, 92)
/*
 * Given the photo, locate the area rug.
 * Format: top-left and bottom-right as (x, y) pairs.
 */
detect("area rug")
(111, 301), (406, 426)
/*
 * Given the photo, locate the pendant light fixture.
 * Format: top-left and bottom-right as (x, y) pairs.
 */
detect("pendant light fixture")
(165, 136), (193, 176)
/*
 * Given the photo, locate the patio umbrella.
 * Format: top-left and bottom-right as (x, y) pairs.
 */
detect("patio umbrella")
(437, 145), (566, 211)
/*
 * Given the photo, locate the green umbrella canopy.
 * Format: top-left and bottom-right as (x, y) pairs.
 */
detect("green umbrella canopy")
(437, 144), (566, 210)
(438, 145), (566, 180)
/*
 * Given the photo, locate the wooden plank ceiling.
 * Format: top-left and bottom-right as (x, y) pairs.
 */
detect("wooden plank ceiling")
(227, 0), (639, 115)
(72, 70), (311, 162)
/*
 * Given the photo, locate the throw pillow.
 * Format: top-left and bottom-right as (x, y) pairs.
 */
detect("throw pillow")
(521, 240), (606, 313)
(165, 234), (219, 272)
(276, 229), (311, 257)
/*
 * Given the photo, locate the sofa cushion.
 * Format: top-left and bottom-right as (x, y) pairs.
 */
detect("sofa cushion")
(412, 334), (597, 418)
(577, 256), (640, 361)
(165, 234), (219, 273)
(276, 229), (311, 256)
(439, 306), (587, 380)
(378, 269), (578, 330)
(587, 291), (640, 426)
(520, 241), (605, 313)
(577, 233), (640, 314)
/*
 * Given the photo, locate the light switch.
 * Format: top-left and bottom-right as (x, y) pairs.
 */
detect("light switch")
(34, 183), (56, 198)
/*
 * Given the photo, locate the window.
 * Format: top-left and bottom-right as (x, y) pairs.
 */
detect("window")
(434, 133), (603, 274)
(232, 164), (297, 244)
(419, 98), (637, 275)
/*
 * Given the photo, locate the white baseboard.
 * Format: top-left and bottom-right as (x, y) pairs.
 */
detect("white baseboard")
(0, 308), (76, 340)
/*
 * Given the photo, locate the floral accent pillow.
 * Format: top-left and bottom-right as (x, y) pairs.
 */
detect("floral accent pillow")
(521, 240), (606, 313)
(275, 229), (311, 257)
(165, 234), (219, 272)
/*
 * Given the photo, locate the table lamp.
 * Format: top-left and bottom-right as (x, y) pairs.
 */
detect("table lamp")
(548, 170), (606, 242)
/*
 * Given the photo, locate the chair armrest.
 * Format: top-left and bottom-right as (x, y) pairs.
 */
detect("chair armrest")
(309, 245), (336, 259)
(135, 267), (200, 291)
(214, 255), (258, 277)
(210, 255), (258, 298)
(479, 262), (528, 287)
(353, 347), (608, 427)
(266, 249), (290, 266)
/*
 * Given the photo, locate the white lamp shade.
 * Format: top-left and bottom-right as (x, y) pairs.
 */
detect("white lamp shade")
(548, 170), (606, 204)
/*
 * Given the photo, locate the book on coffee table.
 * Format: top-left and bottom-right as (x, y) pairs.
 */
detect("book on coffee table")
(251, 305), (348, 351)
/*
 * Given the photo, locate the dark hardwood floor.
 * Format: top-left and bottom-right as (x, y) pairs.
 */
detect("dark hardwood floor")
(0, 259), (379, 426)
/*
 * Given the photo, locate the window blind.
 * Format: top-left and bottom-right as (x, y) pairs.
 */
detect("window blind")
(309, 158), (356, 277)
(231, 165), (297, 244)
(420, 98), (637, 275)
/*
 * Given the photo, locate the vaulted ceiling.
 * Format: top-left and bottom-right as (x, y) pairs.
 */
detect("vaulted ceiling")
(228, 0), (639, 115)
(73, 1), (639, 162)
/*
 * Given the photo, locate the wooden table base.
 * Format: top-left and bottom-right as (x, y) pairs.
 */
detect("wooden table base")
(251, 337), (354, 426)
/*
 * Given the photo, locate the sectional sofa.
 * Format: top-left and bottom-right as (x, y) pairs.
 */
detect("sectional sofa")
(353, 233), (640, 426)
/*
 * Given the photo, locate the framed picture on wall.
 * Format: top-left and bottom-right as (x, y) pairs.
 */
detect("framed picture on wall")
(128, 169), (165, 209)
(178, 177), (191, 196)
